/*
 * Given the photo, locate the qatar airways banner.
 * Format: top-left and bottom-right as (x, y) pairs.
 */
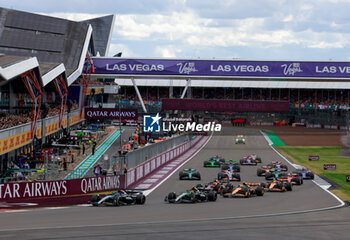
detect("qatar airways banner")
(0, 175), (125, 201)
(85, 108), (137, 121)
(90, 58), (350, 78)
(162, 99), (289, 112)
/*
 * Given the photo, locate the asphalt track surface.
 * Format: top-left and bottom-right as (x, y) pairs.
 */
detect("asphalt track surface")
(0, 127), (349, 239)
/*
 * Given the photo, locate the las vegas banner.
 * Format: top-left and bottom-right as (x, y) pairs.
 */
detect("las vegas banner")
(90, 58), (350, 79)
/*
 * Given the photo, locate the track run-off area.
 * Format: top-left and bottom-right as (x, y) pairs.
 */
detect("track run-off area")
(0, 127), (349, 240)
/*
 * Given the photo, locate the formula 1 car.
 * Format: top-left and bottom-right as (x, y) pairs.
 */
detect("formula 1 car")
(294, 167), (315, 179)
(210, 155), (225, 162)
(221, 183), (264, 198)
(278, 172), (303, 185)
(239, 156), (258, 166)
(165, 186), (217, 203)
(246, 180), (293, 192)
(265, 169), (303, 185)
(179, 168), (201, 180)
(274, 161), (288, 171)
(218, 169), (241, 181)
(221, 160), (240, 172)
(265, 181), (293, 192)
(89, 190), (146, 207)
(235, 135), (246, 144)
(247, 154), (262, 163)
(265, 169), (285, 180)
(257, 161), (288, 176)
(203, 156), (224, 167)
(257, 166), (276, 176)
(196, 179), (227, 194)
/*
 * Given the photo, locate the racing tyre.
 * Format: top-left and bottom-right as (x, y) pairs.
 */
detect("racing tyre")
(234, 166), (240, 172)
(167, 192), (176, 203)
(232, 173), (241, 181)
(136, 194), (146, 205)
(196, 184), (203, 188)
(194, 172), (201, 180)
(214, 183), (221, 192)
(255, 186), (264, 196)
(218, 172), (226, 180)
(295, 178), (302, 185)
(281, 164), (288, 171)
(203, 161), (210, 167)
(255, 157), (262, 163)
(308, 172), (315, 179)
(239, 159), (244, 165)
(208, 191), (217, 201)
(280, 172), (288, 177)
(90, 195), (101, 204)
(221, 188), (229, 197)
(277, 183), (285, 192)
(285, 182), (293, 191)
(221, 165), (229, 170)
(179, 172), (186, 180)
(257, 168), (264, 176)
(265, 172), (273, 180)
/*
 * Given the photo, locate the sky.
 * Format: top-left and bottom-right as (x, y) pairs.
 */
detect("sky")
(2, 0), (350, 60)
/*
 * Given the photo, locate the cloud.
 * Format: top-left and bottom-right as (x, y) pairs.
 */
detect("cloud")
(108, 43), (136, 57)
(40, 12), (106, 21)
(154, 45), (182, 58)
(24, 0), (350, 60)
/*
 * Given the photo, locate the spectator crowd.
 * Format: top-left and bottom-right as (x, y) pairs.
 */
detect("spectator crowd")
(0, 102), (78, 130)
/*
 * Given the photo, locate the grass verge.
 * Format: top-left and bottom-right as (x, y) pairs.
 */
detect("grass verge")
(278, 146), (350, 202)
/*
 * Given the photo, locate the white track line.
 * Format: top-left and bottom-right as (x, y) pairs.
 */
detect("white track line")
(143, 133), (213, 196)
(0, 203), (347, 232)
(260, 130), (345, 208)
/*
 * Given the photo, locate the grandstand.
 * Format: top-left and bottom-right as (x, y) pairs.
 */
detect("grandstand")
(113, 86), (350, 126)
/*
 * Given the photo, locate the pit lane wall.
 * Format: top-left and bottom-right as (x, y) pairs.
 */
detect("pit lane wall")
(126, 135), (203, 188)
(0, 174), (126, 208)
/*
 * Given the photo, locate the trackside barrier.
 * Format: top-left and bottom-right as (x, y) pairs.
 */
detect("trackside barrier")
(125, 134), (191, 170)
(0, 174), (126, 208)
(126, 136), (203, 187)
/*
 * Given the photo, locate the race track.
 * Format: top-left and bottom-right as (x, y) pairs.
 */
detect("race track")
(0, 127), (348, 239)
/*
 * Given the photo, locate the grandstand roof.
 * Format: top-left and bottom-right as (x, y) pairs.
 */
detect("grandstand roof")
(0, 55), (31, 68)
(0, 7), (116, 87)
(82, 15), (115, 57)
(0, 55), (39, 85)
